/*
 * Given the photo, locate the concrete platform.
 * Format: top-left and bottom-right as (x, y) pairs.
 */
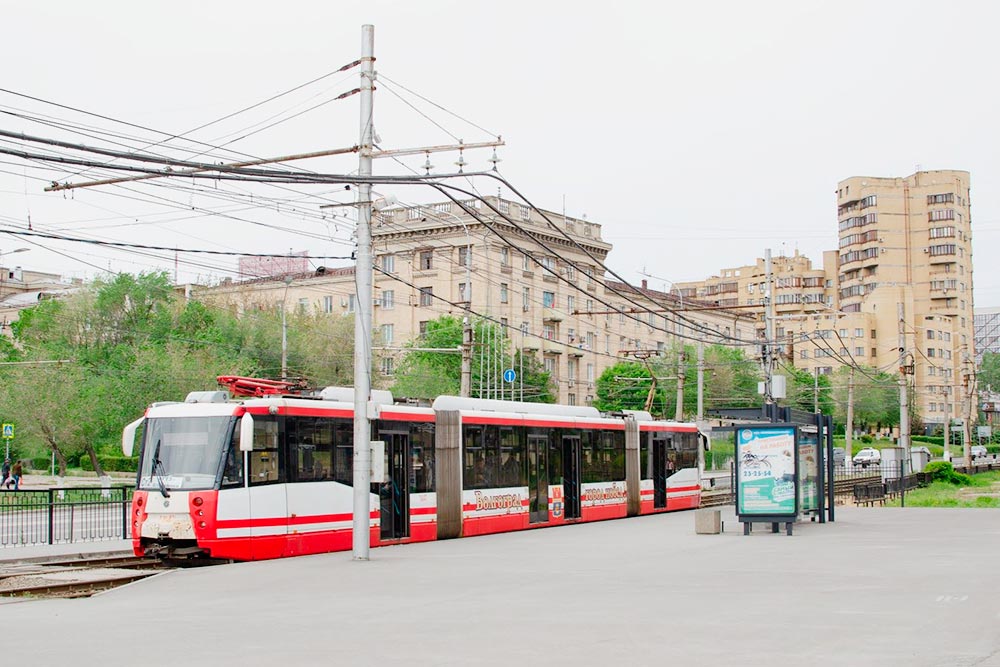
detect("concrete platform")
(2, 506), (999, 666)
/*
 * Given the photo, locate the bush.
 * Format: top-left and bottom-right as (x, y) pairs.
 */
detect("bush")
(924, 461), (973, 486)
(31, 456), (50, 471)
(988, 445), (1000, 455)
(912, 435), (944, 446)
(80, 455), (138, 473)
(860, 434), (874, 444)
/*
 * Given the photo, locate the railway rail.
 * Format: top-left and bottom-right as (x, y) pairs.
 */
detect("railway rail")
(0, 553), (171, 599)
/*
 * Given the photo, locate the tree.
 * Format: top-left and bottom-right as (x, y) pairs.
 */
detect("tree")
(594, 362), (664, 414)
(782, 365), (835, 415)
(392, 316), (554, 402)
(979, 352), (1000, 394)
(830, 366), (898, 431)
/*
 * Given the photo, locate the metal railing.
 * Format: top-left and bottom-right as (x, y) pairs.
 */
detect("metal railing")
(0, 487), (133, 548)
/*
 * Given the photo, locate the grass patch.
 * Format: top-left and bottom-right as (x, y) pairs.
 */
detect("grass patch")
(888, 471), (1000, 508)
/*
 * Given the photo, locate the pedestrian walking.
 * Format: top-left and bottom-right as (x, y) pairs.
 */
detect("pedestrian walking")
(0, 458), (9, 488)
(8, 460), (22, 490)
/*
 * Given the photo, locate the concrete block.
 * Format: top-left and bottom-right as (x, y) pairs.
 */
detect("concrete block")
(695, 509), (721, 534)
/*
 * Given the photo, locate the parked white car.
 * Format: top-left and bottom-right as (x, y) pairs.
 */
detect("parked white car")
(971, 445), (988, 460)
(853, 447), (881, 467)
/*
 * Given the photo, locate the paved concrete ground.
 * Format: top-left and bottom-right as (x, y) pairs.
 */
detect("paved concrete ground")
(2, 506), (998, 667)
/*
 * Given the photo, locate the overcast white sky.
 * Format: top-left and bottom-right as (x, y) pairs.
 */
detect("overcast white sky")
(1, 1), (998, 305)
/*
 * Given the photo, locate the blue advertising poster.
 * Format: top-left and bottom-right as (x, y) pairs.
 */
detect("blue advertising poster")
(736, 426), (797, 516)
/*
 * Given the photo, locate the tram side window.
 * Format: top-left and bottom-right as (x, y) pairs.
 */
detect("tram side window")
(333, 421), (353, 485)
(640, 434), (653, 480)
(463, 426), (485, 489)
(499, 427), (524, 487)
(249, 417), (283, 485)
(221, 428), (243, 488)
(289, 417), (335, 482)
(581, 431), (599, 483)
(547, 430), (563, 485)
(670, 432), (699, 471)
(604, 431), (625, 480)
(410, 422), (435, 492)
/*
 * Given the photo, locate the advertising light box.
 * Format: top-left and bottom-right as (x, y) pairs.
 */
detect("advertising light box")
(736, 426), (798, 517)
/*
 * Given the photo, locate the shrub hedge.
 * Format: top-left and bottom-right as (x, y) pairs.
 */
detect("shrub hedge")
(80, 455), (138, 473)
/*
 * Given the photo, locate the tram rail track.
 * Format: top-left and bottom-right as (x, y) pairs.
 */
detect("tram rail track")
(0, 553), (172, 599)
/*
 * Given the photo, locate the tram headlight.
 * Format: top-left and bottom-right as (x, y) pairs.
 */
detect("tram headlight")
(198, 521), (206, 529)
(193, 496), (203, 507)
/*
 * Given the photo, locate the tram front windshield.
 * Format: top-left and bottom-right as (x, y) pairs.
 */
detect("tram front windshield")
(138, 416), (235, 491)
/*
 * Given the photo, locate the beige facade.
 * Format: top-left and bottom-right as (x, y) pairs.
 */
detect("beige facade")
(0, 266), (79, 335)
(199, 196), (753, 406)
(676, 170), (975, 428)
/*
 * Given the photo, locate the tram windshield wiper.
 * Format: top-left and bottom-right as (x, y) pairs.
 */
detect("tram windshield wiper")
(151, 438), (170, 498)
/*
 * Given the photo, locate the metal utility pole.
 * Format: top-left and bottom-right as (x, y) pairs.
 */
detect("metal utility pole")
(897, 302), (910, 456)
(352, 24), (375, 561)
(764, 249), (776, 404)
(460, 235), (473, 397)
(813, 366), (819, 413)
(696, 337), (705, 422)
(281, 275), (293, 379)
(675, 319), (685, 421)
(845, 367), (854, 472)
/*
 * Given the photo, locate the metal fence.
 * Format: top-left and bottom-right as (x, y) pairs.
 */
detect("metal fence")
(0, 487), (133, 548)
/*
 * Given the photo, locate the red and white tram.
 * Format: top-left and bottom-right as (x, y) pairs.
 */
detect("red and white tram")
(122, 379), (707, 561)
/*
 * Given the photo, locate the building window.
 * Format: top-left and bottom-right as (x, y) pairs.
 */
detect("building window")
(380, 357), (394, 376)
(855, 328), (863, 338)
(522, 288), (530, 311)
(568, 394), (576, 406)
(499, 200), (510, 215)
(928, 244), (956, 257)
(800, 350), (809, 359)
(323, 295), (334, 314)
(458, 246), (472, 267)
(929, 209), (955, 222)
(380, 254), (395, 273)
(586, 363), (595, 383)
(500, 283), (509, 303)
(419, 287), (433, 307)
(540, 256), (556, 274)
(544, 357), (556, 374)
(500, 247), (509, 267)
(542, 291), (555, 308)
(520, 321), (529, 335)
(418, 321), (429, 337)
(347, 294), (356, 313)
(458, 283), (471, 302)
(380, 324), (394, 345)
(566, 295), (575, 313)
(419, 250), (434, 270)
(522, 252), (531, 271)
(565, 264), (575, 280)
(520, 204), (530, 222)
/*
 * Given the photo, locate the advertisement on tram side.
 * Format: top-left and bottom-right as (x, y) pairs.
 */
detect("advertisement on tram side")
(736, 426), (798, 516)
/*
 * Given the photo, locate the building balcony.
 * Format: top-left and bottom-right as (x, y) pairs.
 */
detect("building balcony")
(542, 307), (564, 322)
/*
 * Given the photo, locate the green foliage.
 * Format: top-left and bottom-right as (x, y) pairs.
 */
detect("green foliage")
(594, 362), (662, 414)
(830, 365), (898, 429)
(924, 461), (973, 486)
(912, 435), (944, 445)
(392, 316), (554, 402)
(0, 271), (356, 475)
(979, 352), (1000, 395)
(781, 366), (835, 416)
(80, 455), (138, 473)
(860, 434), (874, 444)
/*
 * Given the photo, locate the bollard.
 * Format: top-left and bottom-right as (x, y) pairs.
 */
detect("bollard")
(695, 508), (722, 534)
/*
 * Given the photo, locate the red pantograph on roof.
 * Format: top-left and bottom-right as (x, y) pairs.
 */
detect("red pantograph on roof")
(216, 376), (309, 397)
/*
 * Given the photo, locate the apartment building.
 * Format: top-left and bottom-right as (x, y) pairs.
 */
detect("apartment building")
(675, 170), (976, 429)
(199, 196), (753, 406)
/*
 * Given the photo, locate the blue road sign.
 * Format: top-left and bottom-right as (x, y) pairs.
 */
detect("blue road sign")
(2, 423), (12, 439)
(503, 369), (516, 383)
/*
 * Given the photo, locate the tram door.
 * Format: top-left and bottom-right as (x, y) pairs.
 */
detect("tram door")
(562, 436), (581, 520)
(376, 432), (410, 540)
(528, 435), (548, 523)
(652, 434), (668, 509)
